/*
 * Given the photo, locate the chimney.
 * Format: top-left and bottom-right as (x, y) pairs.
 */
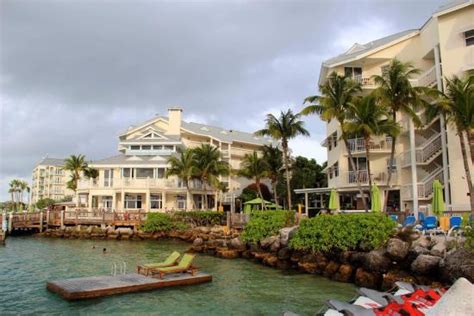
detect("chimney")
(167, 107), (182, 135)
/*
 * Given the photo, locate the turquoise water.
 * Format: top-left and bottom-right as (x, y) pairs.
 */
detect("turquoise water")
(0, 237), (355, 315)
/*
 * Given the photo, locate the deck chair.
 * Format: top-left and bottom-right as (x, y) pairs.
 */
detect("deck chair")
(155, 253), (197, 279)
(423, 216), (438, 231)
(137, 251), (181, 276)
(449, 216), (462, 230)
(403, 215), (416, 227)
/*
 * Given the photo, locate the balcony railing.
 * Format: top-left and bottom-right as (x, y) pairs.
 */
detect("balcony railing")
(401, 134), (442, 166)
(409, 65), (437, 87)
(347, 137), (392, 153)
(346, 170), (395, 185)
(353, 75), (375, 87)
(77, 178), (206, 190)
(401, 168), (443, 200)
(125, 149), (175, 156)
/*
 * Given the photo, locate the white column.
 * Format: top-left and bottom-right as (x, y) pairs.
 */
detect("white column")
(162, 192), (167, 211)
(409, 119), (419, 219)
(434, 44), (450, 206)
(112, 193), (116, 212)
(88, 194), (93, 212)
(145, 190), (150, 212)
(304, 192), (309, 215)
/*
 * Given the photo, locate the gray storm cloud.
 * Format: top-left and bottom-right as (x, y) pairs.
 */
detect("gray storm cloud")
(0, 0), (446, 200)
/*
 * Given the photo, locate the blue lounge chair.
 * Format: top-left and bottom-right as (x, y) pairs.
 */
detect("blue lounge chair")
(403, 215), (416, 227)
(449, 216), (462, 230)
(390, 215), (398, 223)
(418, 212), (425, 225)
(423, 216), (438, 230)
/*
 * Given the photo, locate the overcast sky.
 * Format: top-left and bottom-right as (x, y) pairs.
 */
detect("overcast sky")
(0, 0), (446, 200)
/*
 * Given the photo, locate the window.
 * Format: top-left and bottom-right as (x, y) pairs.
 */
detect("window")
(104, 169), (114, 187)
(122, 168), (134, 178)
(164, 145), (174, 151)
(130, 145), (140, 150)
(348, 157), (367, 171)
(153, 145), (163, 150)
(150, 194), (162, 209)
(156, 168), (165, 179)
(142, 145), (151, 150)
(344, 67), (362, 78)
(381, 65), (389, 77)
(102, 196), (113, 209)
(136, 168), (154, 178)
(465, 29), (474, 46)
(124, 194), (142, 209)
(334, 162), (339, 177)
(177, 195), (186, 209)
(387, 158), (397, 172)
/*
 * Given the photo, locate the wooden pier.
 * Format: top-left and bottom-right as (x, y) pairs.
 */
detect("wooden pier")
(47, 272), (212, 300)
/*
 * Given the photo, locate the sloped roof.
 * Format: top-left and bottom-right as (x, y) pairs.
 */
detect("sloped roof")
(322, 29), (419, 67)
(35, 157), (65, 167)
(91, 154), (173, 165)
(181, 121), (275, 146)
(434, 0), (473, 16)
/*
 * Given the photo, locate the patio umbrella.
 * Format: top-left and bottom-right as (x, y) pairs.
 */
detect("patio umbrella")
(371, 184), (381, 213)
(431, 179), (445, 217)
(328, 189), (339, 211)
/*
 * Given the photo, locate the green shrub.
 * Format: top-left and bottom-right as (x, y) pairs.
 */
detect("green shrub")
(464, 227), (474, 252)
(241, 210), (295, 243)
(289, 213), (397, 253)
(141, 213), (188, 232)
(172, 211), (225, 226)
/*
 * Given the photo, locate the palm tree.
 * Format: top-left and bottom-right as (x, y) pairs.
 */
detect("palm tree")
(83, 168), (99, 180)
(9, 179), (22, 211)
(192, 144), (230, 209)
(63, 155), (88, 192)
(238, 151), (269, 210)
(372, 59), (428, 194)
(167, 148), (197, 210)
(345, 95), (400, 192)
(426, 73), (474, 213)
(262, 145), (283, 205)
(301, 72), (369, 211)
(255, 109), (309, 211)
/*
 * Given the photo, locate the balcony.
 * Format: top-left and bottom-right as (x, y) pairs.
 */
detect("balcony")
(77, 178), (207, 191)
(409, 65), (437, 87)
(125, 149), (175, 156)
(353, 75), (376, 88)
(347, 137), (392, 154)
(346, 170), (395, 185)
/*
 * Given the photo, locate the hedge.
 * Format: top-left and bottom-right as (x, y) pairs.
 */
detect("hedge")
(141, 213), (188, 232)
(289, 213), (397, 253)
(172, 211), (225, 226)
(241, 210), (295, 243)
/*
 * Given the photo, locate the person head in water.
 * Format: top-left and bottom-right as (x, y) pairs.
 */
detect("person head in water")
(103, 248), (107, 253)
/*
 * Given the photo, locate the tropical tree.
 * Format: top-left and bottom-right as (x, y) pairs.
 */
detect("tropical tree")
(63, 155), (88, 192)
(83, 168), (99, 180)
(262, 145), (283, 205)
(372, 59), (429, 204)
(425, 73), (474, 212)
(167, 148), (197, 209)
(345, 95), (400, 191)
(9, 179), (20, 211)
(301, 72), (369, 211)
(238, 151), (269, 209)
(255, 109), (309, 211)
(192, 144), (230, 209)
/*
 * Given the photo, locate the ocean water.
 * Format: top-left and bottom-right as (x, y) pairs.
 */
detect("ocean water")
(0, 237), (355, 315)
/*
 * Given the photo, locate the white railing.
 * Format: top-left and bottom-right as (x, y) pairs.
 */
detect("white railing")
(347, 137), (392, 153)
(78, 178), (179, 190)
(409, 66), (437, 87)
(125, 149), (175, 156)
(348, 170), (369, 184)
(402, 168), (443, 200)
(401, 134), (442, 166)
(353, 75), (375, 87)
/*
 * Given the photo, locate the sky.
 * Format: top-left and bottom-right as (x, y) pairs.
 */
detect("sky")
(0, 0), (447, 201)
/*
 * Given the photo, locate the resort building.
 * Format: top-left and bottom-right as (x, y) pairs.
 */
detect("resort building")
(76, 108), (274, 212)
(296, 0), (474, 215)
(31, 157), (74, 204)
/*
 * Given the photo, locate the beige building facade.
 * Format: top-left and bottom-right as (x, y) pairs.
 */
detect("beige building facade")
(297, 0), (474, 215)
(76, 108), (274, 212)
(31, 158), (74, 204)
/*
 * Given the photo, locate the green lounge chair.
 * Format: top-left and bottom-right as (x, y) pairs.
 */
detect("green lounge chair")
(156, 253), (197, 279)
(137, 251), (181, 276)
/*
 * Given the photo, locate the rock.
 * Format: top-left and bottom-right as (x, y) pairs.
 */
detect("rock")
(249, 243), (261, 253)
(386, 238), (410, 261)
(298, 260), (319, 274)
(116, 227), (133, 236)
(199, 226), (211, 234)
(270, 239), (281, 252)
(333, 264), (353, 283)
(192, 246), (203, 252)
(276, 260), (291, 270)
(323, 261), (340, 278)
(277, 247), (291, 260)
(241, 250), (252, 259)
(298, 253), (327, 274)
(263, 255), (279, 267)
(410, 245), (430, 256)
(260, 236), (279, 249)
(230, 237), (244, 249)
(339, 251), (354, 264)
(253, 252), (271, 261)
(382, 270), (416, 290)
(411, 255), (441, 275)
(349, 252), (367, 266)
(193, 238), (203, 246)
(216, 248), (240, 259)
(365, 250), (391, 273)
(279, 226), (298, 246)
(211, 226), (224, 233)
(431, 240), (447, 257)
(397, 226), (421, 242)
(440, 248), (474, 282)
(290, 250), (305, 263)
(355, 268), (380, 289)
(412, 235), (431, 249)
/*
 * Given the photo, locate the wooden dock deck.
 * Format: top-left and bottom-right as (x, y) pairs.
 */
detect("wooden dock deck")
(47, 272), (212, 300)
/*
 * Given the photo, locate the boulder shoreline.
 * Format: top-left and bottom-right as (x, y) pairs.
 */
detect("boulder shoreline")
(36, 225), (474, 290)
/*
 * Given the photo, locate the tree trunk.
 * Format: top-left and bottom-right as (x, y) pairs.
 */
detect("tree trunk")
(256, 179), (266, 210)
(343, 138), (369, 212)
(272, 179), (278, 206)
(467, 130), (474, 164)
(282, 141), (292, 211)
(384, 111), (397, 212)
(459, 131), (474, 215)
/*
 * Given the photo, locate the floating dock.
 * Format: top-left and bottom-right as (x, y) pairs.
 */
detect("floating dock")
(47, 272), (212, 300)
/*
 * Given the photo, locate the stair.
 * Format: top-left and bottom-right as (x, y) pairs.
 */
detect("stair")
(401, 134), (442, 167)
(401, 166), (444, 200)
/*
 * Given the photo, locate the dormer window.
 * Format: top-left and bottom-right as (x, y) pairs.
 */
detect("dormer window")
(344, 67), (362, 79)
(464, 29), (474, 46)
(130, 145), (140, 150)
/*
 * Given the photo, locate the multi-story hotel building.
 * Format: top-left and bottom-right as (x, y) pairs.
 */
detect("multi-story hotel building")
(296, 0), (473, 215)
(76, 108), (274, 212)
(31, 157), (74, 204)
